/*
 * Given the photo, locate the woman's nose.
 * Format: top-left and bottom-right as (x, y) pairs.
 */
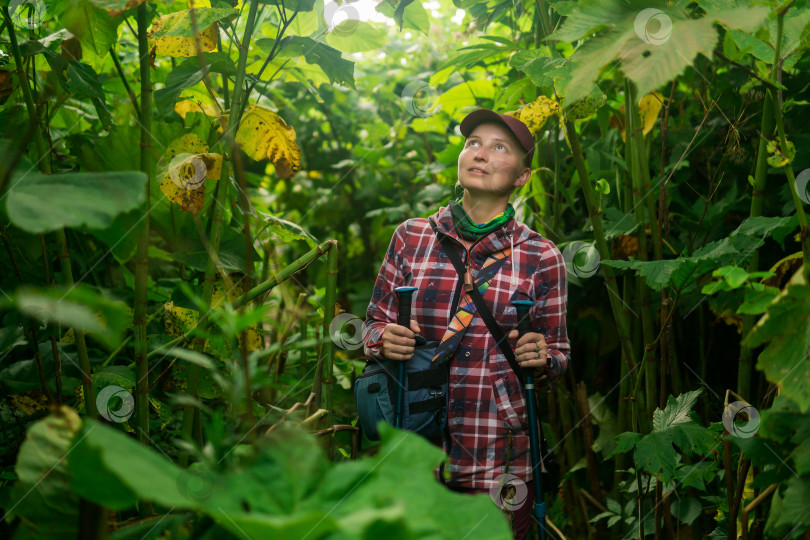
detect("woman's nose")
(473, 145), (488, 160)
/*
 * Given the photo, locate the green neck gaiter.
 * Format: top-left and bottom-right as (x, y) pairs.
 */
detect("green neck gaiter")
(449, 198), (515, 241)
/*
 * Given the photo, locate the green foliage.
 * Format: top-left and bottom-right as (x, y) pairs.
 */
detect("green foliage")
(731, 396), (810, 536)
(11, 409), (512, 539)
(12, 285), (130, 348)
(608, 390), (718, 482)
(10, 407), (82, 539)
(602, 216), (794, 290)
(2, 0), (810, 536)
(5, 171), (147, 233)
(744, 268), (810, 412)
(548, 0), (769, 103)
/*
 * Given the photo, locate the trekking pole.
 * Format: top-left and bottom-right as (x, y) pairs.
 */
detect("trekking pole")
(511, 300), (546, 540)
(394, 287), (417, 429)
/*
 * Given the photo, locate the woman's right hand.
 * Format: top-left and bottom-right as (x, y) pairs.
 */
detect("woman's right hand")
(380, 320), (421, 361)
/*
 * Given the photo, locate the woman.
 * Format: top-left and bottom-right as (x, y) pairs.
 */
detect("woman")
(362, 109), (570, 539)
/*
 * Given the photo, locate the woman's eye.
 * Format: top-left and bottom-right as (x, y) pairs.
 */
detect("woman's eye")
(495, 144), (506, 151)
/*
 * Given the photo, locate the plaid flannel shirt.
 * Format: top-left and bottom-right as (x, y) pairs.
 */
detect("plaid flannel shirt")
(362, 203), (570, 491)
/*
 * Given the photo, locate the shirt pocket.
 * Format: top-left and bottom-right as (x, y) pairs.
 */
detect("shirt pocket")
(491, 376), (528, 431)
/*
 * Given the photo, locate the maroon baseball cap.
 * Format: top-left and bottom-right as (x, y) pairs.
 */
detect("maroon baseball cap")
(459, 109), (534, 165)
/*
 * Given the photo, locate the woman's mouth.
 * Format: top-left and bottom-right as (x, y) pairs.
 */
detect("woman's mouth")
(468, 167), (488, 176)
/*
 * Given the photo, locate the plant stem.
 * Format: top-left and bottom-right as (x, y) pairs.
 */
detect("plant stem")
(109, 46), (140, 117)
(626, 80), (657, 417)
(768, 14), (810, 277)
(563, 120), (637, 372)
(179, 0), (261, 466)
(320, 242), (338, 433)
(133, 3), (153, 446)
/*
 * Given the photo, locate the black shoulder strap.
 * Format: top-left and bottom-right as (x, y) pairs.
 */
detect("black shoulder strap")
(430, 222), (525, 380)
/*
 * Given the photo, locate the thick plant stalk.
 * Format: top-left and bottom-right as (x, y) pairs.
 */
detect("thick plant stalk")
(133, 3), (152, 446)
(626, 81), (657, 415)
(768, 13), (810, 275)
(563, 120), (637, 372)
(2, 6), (96, 418)
(319, 243), (338, 430)
(179, 0), (261, 467)
(738, 90), (774, 398)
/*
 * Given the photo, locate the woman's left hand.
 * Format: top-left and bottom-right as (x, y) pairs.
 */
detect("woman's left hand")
(508, 330), (548, 372)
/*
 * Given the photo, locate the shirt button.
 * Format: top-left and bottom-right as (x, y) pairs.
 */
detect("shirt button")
(465, 352), (470, 357)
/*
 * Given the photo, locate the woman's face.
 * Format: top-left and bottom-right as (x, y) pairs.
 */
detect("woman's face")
(457, 121), (530, 197)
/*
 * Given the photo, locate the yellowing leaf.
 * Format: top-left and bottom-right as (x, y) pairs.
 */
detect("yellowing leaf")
(164, 278), (261, 352)
(616, 92), (664, 141)
(164, 301), (200, 339)
(158, 135), (222, 214)
(506, 96), (560, 137)
(148, 11), (218, 58)
(638, 92), (664, 135)
(175, 98), (220, 119)
(236, 105), (301, 179)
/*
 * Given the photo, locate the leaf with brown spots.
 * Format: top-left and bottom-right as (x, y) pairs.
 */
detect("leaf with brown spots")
(147, 9), (230, 58)
(235, 105), (301, 179)
(157, 134), (222, 214)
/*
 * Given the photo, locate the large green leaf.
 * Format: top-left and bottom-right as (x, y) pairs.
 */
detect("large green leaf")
(5, 171), (147, 233)
(774, 477), (810, 530)
(744, 269), (810, 412)
(315, 423), (513, 539)
(14, 285), (130, 349)
(266, 36), (355, 89)
(53, 0), (121, 57)
(10, 407), (82, 538)
(69, 419), (198, 510)
(633, 431), (678, 482)
(549, 0), (769, 104)
(325, 21), (387, 53)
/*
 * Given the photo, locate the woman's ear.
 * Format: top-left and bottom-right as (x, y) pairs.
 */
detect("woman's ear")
(513, 166), (531, 188)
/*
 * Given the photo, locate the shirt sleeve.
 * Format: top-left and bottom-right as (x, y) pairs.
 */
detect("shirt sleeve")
(531, 240), (571, 390)
(362, 222), (410, 362)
